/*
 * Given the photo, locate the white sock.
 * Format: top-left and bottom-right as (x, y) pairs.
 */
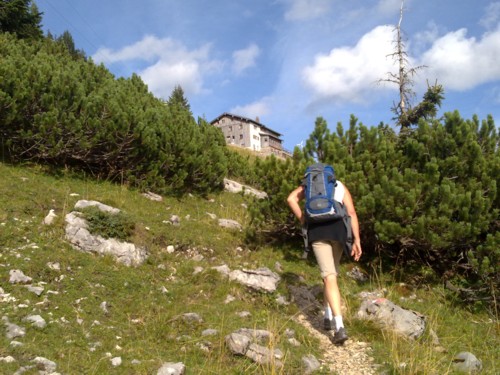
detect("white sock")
(334, 315), (344, 330)
(325, 305), (333, 320)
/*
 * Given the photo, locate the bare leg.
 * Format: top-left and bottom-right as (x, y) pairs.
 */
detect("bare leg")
(323, 287), (333, 330)
(324, 273), (348, 344)
(323, 274), (342, 316)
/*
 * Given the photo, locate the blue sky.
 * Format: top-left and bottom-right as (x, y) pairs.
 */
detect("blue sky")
(36, 0), (500, 150)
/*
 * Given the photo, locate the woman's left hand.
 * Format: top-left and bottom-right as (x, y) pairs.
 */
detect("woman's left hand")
(351, 242), (362, 261)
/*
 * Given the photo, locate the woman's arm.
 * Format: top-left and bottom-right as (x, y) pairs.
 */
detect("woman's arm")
(343, 186), (362, 261)
(287, 185), (306, 225)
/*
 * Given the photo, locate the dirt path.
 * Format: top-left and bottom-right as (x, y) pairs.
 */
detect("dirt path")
(294, 313), (378, 374)
(289, 285), (379, 374)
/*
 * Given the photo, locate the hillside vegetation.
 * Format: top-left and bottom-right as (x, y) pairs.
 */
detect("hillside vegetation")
(0, 3), (499, 373)
(0, 162), (498, 374)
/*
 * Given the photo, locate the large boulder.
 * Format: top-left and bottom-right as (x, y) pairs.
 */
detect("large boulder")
(224, 178), (267, 199)
(228, 267), (280, 293)
(218, 218), (243, 230)
(64, 201), (148, 266)
(225, 329), (282, 368)
(74, 200), (120, 214)
(357, 297), (426, 339)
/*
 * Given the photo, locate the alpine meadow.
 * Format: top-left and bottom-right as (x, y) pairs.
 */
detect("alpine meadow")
(0, 1), (498, 374)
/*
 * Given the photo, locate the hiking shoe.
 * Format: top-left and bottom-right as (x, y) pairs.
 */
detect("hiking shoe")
(331, 327), (348, 345)
(323, 318), (334, 331)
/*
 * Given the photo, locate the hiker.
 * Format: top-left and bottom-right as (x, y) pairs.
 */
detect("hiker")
(287, 165), (362, 345)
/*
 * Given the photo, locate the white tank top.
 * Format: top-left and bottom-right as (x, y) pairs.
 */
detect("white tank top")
(334, 180), (345, 203)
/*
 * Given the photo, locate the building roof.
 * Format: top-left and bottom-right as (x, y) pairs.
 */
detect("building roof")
(210, 112), (282, 137)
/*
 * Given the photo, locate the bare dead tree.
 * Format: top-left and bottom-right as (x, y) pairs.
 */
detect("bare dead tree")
(379, 0), (427, 128)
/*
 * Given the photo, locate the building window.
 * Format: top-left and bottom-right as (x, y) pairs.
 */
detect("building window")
(240, 134), (243, 139)
(229, 126), (232, 131)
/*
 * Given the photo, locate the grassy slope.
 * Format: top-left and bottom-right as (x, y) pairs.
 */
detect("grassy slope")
(0, 162), (498, 374)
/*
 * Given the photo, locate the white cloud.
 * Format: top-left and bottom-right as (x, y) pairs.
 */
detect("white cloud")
(232, 43), (261, 75)
(413, 21), (441, 54)
(92, 35), (224, 98)
(420, 28), (500, 91)
(92, 35), (180, 63)
(301, 20), (500, 108)
(302, 25), (398, 103)
(480, 1), (500, 30)
(140, 61), (206, 98)
(283, 0), (331, 21)
(230, 97), (272, 119)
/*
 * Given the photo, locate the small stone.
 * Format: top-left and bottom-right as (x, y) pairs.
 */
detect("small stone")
(142, 192), (163, 201)
(202, 329), (218, 336)
(24, 315), (46, 329)
(225, 333), (251, 355)
(111, 357), (122, 366)
(218, 218), (242, 230)
(32, 357), (57, 373)
(47, 262), (61, 271)
(5, 322), (26, 339)
(182, 313), (203, 323)
(192, 254), (204, 261)
(0, 356), (16, 363)
(169, 215), (180, 225)
(275, 295), (289, 305)
(237, 311), (251, 318)
(157, 362), (186, 375)
(100, 301), (109, 314)
(284, 328), (295, 338)
(26, 285), (44, 296)
(43, 209), (57, 225)
(453, 351), (482, 373)
(302, 354), (321, 374)
(9, 269), (32, 284)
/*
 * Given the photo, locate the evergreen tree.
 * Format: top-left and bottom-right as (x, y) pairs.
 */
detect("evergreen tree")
(166, 85), (191, 114)
(0, 0), (43, 39)
(247, 155), (305, 244)
(56, 30), (85, 60)
(0, 34), (227, 196)
(303, 116), (330, 162)
(399, 83), (445, 128)
(247, 111), (498, 305)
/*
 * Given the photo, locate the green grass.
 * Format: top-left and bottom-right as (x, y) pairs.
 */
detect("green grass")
(0, 162), (498, 374)
(343, 267), (499, 375)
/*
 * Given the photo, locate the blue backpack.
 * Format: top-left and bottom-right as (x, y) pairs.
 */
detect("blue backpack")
(302, 163), (353, 255)
(303, 163), (344, 223)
